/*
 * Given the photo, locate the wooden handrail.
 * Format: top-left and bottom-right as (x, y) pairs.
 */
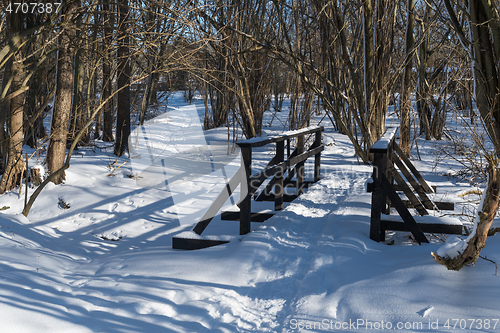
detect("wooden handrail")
(368, 126), (458, 244)
(369, 126), (398, 153)
(237, 126), (324, 148)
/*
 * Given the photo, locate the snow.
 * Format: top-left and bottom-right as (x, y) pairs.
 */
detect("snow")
(369, 126), (398, 152)
(436, 177), (488, 259)
(0, 94), (499, 332)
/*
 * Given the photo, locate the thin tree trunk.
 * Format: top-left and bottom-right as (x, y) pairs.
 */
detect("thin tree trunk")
(102, 0), (114, 142)
(70, 38), (86, 144)
(401, 0), (415, 156)
(0, 55), (13, 171)
(114, 0), (131, 156)
(363, 0), (375, 143)
(0, 12), (26, 193)
(47, 0), (78, 184)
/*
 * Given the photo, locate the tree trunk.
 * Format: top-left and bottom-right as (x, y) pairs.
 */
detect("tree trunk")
(363, 0), (376, 144)
(0, 12), (26, 193)
(47, 0), (78, 184)
(435, 0), (500, 270)
(70, 37), (86, 145)
(0, 55), (13, 172)
(400, 0), (415, 156)
(469, 0), (500, 149)
(432, 158), (500, 270)
(102, 0), (114, 142)
(114, 0), (131, 156)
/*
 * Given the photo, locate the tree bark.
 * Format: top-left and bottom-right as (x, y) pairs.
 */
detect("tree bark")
(363, 0), (376, 143)
(434, 0), (500, 270)
(70, 31), (86, 145)
(432, 158), (500, 270)
(0, 12), (26, 193)
(47, 0), (78, 184)
(469, 0), (500, 150)
(400, 0), (415, 156)
(114, 0), (131, 156)
(102, 0), (114, 142)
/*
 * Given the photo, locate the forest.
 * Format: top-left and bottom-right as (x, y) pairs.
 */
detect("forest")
(0, 0), (500, 332)
(0, 1), (500, 331)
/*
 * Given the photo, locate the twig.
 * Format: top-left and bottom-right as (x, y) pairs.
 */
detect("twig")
(479, 255), (498, 276)
(108, 156), (130, 176)
(488, 227), (500, 236)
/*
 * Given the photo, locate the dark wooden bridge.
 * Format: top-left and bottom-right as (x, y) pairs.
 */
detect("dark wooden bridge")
(173, 126), (324, 250)
(367, 127), (462, 244)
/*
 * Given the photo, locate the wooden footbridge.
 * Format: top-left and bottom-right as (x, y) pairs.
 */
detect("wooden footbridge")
(172, 126), (324, 250)
(367, 127), (462, 244)
(172, 124), (462, 250)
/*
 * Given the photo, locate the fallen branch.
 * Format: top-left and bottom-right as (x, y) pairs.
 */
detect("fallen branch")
(432, 157), (500, 271)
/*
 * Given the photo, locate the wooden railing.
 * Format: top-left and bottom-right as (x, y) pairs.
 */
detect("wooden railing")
(368, 126), (460, 244)
(173, 126), (324, 250)
(237, 126), (324, 235)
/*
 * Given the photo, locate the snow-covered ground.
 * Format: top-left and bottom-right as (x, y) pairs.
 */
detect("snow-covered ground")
(0, 95), (499, 332)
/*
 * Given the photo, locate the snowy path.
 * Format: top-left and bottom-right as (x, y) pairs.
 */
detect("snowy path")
(0, 97), (499, 332)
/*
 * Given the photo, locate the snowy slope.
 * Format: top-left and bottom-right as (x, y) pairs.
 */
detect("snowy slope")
(0, 95), (498, 332)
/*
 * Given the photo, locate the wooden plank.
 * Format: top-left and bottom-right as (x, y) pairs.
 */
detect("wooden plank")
(369, 126), (398, 153)
(275, 140), (284, 211)
(240, 146), (252, 235)
(389, 164), (428, 216)
(392, 154), (435, 210)
(237, 126), (324, 148)
(254, 193), (298, 202)
(296, 134), (305, 195)
(393, 184), (436, 192)
(367, 180), (374, 193)
(381, 220), (462, 235)
(394, 142), (434, 193)
(314, 131), (321, 182)
(172, 237), (229, 250)
(370, 152), (386, 242)
(249, 145), (324, 195)
(385, 142), (394, 214)
(380, 172), (429, 244)
(398, 200), (455, 211)
(221, 211), (274, 222)
(192, 165), (243, 235)
(284, 180), (314, 188)
(255, 146), (299, 201)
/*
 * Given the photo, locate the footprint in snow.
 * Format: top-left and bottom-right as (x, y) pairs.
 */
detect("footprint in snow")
(417, 306), (434, 317)
(108, 203), (119, 212)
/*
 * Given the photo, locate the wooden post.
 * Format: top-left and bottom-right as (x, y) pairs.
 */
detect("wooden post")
(275, 140), (284, 211)
(240, 146), (252, 235)
(287, 138), (290, 158)
(24, 152), (28, 209)
(296, 134), (305, 195)
(286, 138), (291, 176)
(385, 141), (394, 214)
(314, 130), (321, 182)
(370, 151), (387, 242)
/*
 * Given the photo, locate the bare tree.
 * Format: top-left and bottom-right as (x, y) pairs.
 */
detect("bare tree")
(114, 0), (131, 156)
(0, 12), (27, 193)
(101, 0), (114, 142)
(47, 0), (79, 184)
(400, 0), (415, 156)
(432, 0), (500, 271)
